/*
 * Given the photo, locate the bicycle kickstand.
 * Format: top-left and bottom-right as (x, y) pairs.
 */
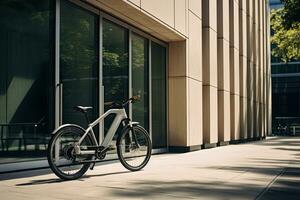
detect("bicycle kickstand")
(90, 160), (96, 170)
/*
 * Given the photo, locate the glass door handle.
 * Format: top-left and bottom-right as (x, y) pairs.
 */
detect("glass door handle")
(57, 83), (63, 125)
(99, 85), (104, 143)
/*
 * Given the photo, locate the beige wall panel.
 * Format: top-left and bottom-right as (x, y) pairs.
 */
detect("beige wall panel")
(239, 0), (246, 11)
(127, 0), (140, 7)
(247, 99), (254, 138)
(268, 76), (272, 135)
(260, 50), (264, 104)
(253, 76), (257, 138)
(217, 0), (230, 41)
(168, 77), (187, 146)
(217, 39), (230, 91)
(257, 102), (261, 137)
(203, 85), (218, 144)
(266, 74), (270, 136)
(175, 0), (187, 35)
(252, 0), (256, 23)
(259, 103), (262, 137)
(203, 28), (218, 87)
(246, 0), (253, 18)
(188, 78), (203, 146)
(230, 94), (240, 140)
(252, 65), (256, 104)
(253, 102), (259, 138)
(259, 0), (263, 32)
(188, 12), (202, 81)
(89, 0), (185, 41)
(240, 97), (248, 139)
(263, 1), (268, 137)
(240, 56), (247, 98)
(254, 65), (259, 102)
(218, 90), (231, 142)
(247, 18), (254, 63)
(254, 0), (258, 25)
(169, 41), (187, 77)
(262, 104), (265, 137)
(189, 0), (202, 19)
(202, 0), (217, 31)
(247, 61), (254, 101)
(141, 0), (175, 27)
(229, 0), (239, 49)
(260, 69), (264, 103)
(230, 47), (240, 95)
(259, 103), (264, 137)
(239, 7), (247, 57)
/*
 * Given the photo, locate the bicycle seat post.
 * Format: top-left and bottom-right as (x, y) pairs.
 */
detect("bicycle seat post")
(84, 112), (90, 125)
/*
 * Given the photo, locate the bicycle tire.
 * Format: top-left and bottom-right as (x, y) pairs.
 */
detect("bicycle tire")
(117, 125), (152, 171)
(47, 125), (93, 180)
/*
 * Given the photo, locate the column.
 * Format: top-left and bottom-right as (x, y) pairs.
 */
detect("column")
(229, 0), (240, 142)
(202, 0), (218, 148)
(168, 0), (204, 152)
(239, 0), (248, 140)
(187, 1), (203, 150)
(217, 0), (231, 145)
(246, 0), (254, 139)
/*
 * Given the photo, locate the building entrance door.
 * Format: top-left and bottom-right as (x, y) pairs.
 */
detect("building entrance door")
(59, 0), (99, 128)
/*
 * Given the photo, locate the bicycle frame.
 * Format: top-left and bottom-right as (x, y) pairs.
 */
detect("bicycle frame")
(73, 108), (129, 155)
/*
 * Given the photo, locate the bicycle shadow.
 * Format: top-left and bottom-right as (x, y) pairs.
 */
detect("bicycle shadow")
(15, 171), (131, 186)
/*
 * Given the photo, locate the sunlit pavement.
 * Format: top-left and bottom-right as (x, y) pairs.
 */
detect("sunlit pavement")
(0, 136), (299, 200)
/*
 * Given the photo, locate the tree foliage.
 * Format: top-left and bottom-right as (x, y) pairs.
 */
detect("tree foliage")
(280, 0), (300, 28)
(270, 7), (300, 62)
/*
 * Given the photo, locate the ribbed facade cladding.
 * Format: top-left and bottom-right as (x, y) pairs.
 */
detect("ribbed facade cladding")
(89, 0), (271, 150)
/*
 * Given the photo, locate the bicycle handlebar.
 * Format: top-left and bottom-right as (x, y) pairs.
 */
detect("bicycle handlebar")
(104, 95), (141, 108)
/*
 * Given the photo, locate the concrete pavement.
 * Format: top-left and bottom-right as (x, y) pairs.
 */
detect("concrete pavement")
(0, 136), (299, 200)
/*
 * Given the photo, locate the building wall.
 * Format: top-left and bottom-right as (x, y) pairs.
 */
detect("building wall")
(88, 0), (271, 150)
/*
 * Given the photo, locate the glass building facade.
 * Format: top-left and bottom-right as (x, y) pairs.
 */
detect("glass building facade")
(270, 0), (300, 134)
(0, 0), (167, 170)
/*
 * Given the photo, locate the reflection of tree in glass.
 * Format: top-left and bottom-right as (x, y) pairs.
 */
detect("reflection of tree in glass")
(132, 36), (145, 70)
(60, 1), (98, 79)
(102, 20), (129, 104)
(131, 34), (149, 130)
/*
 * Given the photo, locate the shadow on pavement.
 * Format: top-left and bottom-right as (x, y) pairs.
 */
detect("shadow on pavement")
(0, 159), (120, 181)
(108, 180), (267, 199)
(15, 171), (131, 186)
(253, 136), (300, 147)
(106, 168), (300, 200)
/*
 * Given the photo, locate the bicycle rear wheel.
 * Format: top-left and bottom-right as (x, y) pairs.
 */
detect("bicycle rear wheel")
(47, 125), (93, 180)
(117, 125), (152, 171)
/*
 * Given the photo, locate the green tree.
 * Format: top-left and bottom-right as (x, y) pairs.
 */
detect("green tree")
(270, 7), (300, 62)
(280, 0), (300, 28)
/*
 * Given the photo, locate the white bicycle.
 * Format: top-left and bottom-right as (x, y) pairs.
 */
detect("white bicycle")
(47, 96), (152, 180)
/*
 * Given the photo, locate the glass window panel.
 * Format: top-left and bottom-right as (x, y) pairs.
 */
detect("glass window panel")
(151, 42), (167, 148)
(102, 20), (129, 141)
(60, 0), (99, 128)
(103, 20), (129, 106)
(0, 0), (54, 164)
(132, 33), (149, 131)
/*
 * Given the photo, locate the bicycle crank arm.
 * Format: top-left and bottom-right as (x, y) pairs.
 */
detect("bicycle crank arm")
(77, 160), (98, 164)
(75, 150), (95, 155)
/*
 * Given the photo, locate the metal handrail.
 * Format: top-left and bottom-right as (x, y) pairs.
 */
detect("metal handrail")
(0, 117), (48, 151)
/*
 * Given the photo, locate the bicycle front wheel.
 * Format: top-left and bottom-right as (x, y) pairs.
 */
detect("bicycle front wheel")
(47, 125), (93, 180)
(117, 125), (152, 171)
